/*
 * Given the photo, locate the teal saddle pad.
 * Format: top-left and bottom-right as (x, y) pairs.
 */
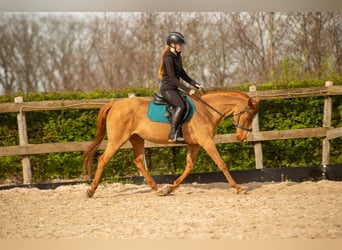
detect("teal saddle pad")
(147, 96), (195, 124)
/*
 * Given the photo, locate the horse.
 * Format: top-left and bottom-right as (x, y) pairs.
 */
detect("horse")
(82, 90), (260, 197)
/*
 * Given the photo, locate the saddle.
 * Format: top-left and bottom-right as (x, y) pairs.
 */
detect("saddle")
(152, 92), (191, 124)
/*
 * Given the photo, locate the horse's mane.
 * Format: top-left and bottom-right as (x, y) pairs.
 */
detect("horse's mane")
(199, 90), (251, 101)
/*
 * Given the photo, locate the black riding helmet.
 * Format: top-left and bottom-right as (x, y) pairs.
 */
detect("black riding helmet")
(166, 32), (186, 46)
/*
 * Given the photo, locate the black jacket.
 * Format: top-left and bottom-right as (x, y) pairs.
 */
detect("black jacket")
(160, 50), (197, 93)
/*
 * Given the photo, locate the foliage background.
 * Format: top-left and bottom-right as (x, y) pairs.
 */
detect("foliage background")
(1, 12), (342, 183)
(1, 82), (341, 184)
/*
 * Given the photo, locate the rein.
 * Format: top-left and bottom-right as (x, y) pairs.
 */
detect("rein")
(192, 94), (253, 132)
(192, 94), (226, 118)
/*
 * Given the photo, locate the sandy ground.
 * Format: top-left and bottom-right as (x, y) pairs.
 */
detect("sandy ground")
(0, 180), (341, 239)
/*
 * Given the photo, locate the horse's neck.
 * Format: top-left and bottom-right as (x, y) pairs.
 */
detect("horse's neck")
(216, 90), (250, 101)
(201, 92), (247, 116)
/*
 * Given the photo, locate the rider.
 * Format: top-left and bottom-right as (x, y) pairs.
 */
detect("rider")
(158, 31), (203, 142)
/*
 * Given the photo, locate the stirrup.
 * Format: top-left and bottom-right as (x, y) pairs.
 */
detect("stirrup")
(176, 136), (185, 142)
(168, 136), (185, 142)
(168, 132), (185, 142)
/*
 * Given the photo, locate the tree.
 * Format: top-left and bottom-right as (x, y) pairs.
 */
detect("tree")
(0, 12), (341, 95)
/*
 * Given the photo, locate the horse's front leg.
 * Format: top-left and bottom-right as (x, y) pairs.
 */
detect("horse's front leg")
(156, 144), (200, 196)
(202, 139), (247, 194)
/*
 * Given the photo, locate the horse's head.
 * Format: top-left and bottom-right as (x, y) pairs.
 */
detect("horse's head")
(233, 97), (260, 142)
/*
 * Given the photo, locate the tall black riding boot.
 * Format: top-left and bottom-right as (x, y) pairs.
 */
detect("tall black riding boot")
(168, 107), (185, 142)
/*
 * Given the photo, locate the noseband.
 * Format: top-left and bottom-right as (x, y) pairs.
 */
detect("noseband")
(232, 109), (255, 132)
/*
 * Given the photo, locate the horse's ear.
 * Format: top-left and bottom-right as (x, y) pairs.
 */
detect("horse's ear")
(248, 98), (253, 107)
(248, 97), (260, 107)
(254, 97), (260, 106)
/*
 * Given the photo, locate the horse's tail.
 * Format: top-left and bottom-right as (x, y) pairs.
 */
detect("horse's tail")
(82, 102), (113, 179)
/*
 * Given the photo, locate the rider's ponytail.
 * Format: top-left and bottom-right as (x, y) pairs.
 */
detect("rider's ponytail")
(158, 46), (170, 80)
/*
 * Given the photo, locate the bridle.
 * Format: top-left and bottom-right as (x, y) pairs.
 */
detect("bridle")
(232, 109), (255, 132)
(192, 94), (255, 132)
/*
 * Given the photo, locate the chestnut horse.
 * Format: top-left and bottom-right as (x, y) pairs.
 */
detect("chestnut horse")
(83, 90), (260, 197)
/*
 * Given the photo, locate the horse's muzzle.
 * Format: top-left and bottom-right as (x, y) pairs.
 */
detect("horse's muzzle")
(237, 135), (246, 142)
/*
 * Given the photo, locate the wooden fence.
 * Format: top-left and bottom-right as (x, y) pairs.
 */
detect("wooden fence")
(1, 82), (341, 184)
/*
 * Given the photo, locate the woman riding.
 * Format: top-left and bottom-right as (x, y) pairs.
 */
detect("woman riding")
(158, 31), (203, 142)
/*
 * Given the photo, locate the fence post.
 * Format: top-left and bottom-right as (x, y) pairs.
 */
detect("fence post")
(322, 81), (333, 167)
(249, 86), (263, 169)
(15, 96), (32, 184)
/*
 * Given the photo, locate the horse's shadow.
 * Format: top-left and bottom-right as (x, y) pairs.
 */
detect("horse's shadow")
(180, 182), (265, 194)
(102, 185), (154, 198)
(92, 182), (266, 199)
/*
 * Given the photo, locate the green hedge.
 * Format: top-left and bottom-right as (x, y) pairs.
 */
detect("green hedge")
(1, 83), (341, 183)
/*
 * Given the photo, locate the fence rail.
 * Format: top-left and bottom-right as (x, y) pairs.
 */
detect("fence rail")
(1, 85), (342, 114)
(0, 127), (332, 157)
(1, 82), (341, 184)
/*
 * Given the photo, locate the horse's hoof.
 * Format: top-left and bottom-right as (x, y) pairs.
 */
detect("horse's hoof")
(156, 186), (172, 196)
(236, 186), (248, 195)
(86, 189), (94, 198)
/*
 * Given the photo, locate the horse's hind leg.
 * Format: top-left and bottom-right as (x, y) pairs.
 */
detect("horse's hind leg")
(157, 144), (200, 196)
(130, 135), (158, 191)
(87, 141), (121, 198)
